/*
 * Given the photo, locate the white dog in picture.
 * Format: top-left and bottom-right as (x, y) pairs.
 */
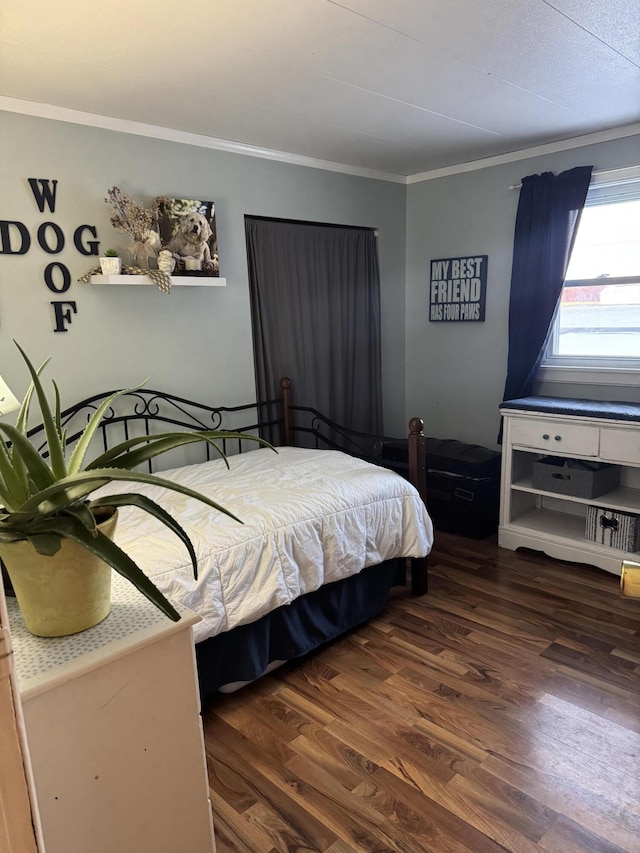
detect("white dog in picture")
(165, 212), (215, 270)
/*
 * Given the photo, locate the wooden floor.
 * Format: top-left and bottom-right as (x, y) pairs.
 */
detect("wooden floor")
(202, 532), (640, 853)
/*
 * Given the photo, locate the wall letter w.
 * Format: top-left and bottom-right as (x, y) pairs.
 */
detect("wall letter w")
(28, 178), (58, 213)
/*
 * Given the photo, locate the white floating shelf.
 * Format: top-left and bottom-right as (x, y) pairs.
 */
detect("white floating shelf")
(89, 274), (226, 287)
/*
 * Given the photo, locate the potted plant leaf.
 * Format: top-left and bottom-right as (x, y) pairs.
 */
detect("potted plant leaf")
(99, 248), (122, 275)
(0, 342), (269, 637)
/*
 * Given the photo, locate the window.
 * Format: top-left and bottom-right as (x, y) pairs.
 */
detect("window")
(542, 168), (640, 379)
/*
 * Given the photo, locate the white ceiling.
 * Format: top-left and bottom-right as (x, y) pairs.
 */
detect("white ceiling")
(2, 0), (639, 179)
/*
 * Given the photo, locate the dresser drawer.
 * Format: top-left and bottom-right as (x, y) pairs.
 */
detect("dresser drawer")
(600, 428), (640, 465)
(509, 417), (599, 456)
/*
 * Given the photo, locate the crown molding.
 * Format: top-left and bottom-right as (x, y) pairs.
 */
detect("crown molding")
(406, 123), (640, 184)
(1, 96), (638, 186)
(0, 97), (406, 184)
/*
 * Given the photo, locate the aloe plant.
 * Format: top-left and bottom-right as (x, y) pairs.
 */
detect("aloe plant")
(0, 342), (270, 621)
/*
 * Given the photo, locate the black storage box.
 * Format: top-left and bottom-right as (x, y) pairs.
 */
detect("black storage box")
(383, 437), (502, 539)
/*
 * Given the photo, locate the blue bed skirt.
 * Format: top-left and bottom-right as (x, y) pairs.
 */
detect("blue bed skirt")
(195, 558), (403, 700)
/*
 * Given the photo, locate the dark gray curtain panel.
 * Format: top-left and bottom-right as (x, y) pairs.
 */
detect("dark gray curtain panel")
(245, 216), (382, 439)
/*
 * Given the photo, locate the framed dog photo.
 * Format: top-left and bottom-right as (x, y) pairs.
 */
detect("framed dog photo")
(155, 197), (219, 276)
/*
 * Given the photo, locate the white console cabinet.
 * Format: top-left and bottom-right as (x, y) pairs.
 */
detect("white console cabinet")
(7, 575), (216, 853)
(499, 398), (640, 576)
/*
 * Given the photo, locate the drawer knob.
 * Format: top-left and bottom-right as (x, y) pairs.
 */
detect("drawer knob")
(543, 433), (549, 440)
(555, 435), (562, 441)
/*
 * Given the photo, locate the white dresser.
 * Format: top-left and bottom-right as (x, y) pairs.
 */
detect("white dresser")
(499, 397), (640, 575)
(7, 575), (216, 853)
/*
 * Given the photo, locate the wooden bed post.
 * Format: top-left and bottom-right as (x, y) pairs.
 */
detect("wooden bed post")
(408, 416), (428, 596)
(279, 377), (293, 446)
(408, 417), (427, 504)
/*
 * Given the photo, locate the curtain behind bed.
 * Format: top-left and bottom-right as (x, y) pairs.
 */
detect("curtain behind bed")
(245, 216), (383, 440)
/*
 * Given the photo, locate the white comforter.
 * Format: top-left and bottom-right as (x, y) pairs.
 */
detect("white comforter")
(97, 447), (433, 643)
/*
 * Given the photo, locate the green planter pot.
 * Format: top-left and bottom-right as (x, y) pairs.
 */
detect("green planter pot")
(0, 510), (118, 637)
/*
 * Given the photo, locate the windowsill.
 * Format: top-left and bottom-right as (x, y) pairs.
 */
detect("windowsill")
(538, 364), (640, 387)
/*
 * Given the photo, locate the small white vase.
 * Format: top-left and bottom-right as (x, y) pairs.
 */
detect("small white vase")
(100, 256), (122, 275)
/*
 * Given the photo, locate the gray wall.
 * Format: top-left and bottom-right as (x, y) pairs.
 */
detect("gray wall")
(406, 134), (640, 450)
(2, 110), (638, 449)
(0, 112), (407, 433)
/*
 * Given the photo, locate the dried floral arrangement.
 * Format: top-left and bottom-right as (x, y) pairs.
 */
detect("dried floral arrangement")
(104, 186), (156, 242)
(104, 186), (162, 268)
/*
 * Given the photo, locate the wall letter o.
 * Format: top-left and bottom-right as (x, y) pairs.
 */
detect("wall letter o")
(37, 222), (65, 254)
(44, 262), (71, 293)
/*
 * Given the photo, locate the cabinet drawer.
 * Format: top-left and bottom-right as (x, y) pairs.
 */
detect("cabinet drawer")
(509, 417), (599, 456)
(600, 428), (640, 465)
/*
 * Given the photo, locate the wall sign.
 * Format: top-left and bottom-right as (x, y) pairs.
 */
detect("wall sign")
(429, 255), (487, 322)
(0, 179), (100, 332)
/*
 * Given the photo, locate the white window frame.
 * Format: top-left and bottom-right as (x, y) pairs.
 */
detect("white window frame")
(539, 165), (640, 387)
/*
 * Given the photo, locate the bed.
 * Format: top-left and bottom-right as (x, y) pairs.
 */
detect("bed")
(22, 379), (434, 699)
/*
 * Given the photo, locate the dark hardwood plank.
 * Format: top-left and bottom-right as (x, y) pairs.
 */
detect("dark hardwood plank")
(203, 531), (640, 852)
(484, 753), (640, 851)
(206, 717), (338, 851)
(539, 814), (631, 853)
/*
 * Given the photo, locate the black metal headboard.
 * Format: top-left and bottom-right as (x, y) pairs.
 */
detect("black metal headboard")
(24, 377), (427, 506)
(26, 387), (284, 471)
(286, 404), (384, 459)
